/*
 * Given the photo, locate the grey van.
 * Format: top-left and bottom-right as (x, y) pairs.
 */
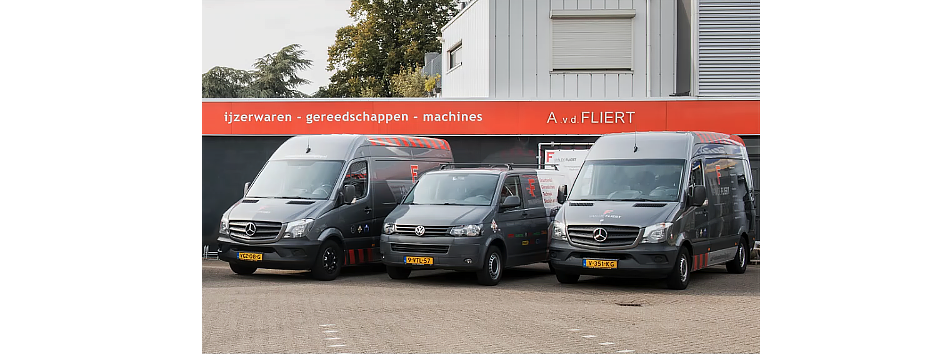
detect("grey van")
(216, 134), (453, 280)
(548, 132), (757, 290)
(380, 164), (566, 286)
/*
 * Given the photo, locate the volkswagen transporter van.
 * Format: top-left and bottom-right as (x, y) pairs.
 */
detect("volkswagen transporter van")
(216, 135), (453, 280)
(548, 132), (757, 290)
(380, 164), (568, 286)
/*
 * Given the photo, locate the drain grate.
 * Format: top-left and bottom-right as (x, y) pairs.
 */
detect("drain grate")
(616, 303), (643, 307)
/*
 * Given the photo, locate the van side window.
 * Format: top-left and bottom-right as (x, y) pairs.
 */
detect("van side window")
(689, 160), (704, 188)
(345, 161), (369, 200)
(500, 175), (521, 206)
(519, 174), (544, 209)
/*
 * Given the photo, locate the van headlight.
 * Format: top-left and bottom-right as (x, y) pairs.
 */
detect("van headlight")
(383, 223), (396, 235)
(449, 224), (482, 237)
(219, 216), (229, 235)
(641, 223), (672, 243)
(552, 221), (568, 240)
(283, 218), (314, 238)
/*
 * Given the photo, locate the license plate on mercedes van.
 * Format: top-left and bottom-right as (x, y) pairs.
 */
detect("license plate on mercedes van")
(238, 252), (263, 261)
(583, 259), (617, 269)
(405, 256), (433, 265)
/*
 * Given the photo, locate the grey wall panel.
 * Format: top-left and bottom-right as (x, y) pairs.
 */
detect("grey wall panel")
(632, 0), (647, 97)
(523, 0), (538, 98)
(605, 73), (620, 98)
(565, 0), (578, 9)
(510, 0), (524, 98)
(552, 0), (564, 10)
(661, 0), (675, 96)
(489, 0), (497, 98)
(550, 73), (566, 98)
(442, 0), (491, 97)
(591, 74), (606, 98)
(619, 73), (633, 97)
(676, 0), (692, 95)
(593, 0), (605, 9)
(605, 0), (620, 9)
(619, 0), (632, 9)
(537, 0), (551, 98)
(578, 73), (592, 97)
(650, 0), (662, 96)
(564, 73), (578, 99)
(496, 0), (510, 98)
(579, 0), (592, 9)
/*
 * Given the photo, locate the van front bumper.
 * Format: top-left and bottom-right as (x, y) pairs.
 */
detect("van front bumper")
(380, 235), (485, 271)
(548, 239), (678, 278)
(217, 236), (321, 270)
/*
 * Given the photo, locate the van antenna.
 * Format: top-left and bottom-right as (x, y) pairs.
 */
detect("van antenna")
(306, 136), (312, 153)
(633, 123), (638, 153)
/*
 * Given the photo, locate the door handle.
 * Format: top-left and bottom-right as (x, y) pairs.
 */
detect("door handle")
(364, 206), (371, 214)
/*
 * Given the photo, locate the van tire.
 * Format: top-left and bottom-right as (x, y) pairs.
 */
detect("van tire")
(386, 266), (411, 280)
(555, 271), (580, 284)
(311, 239), (343, 281)
(476, 246), (504, 286)
(726, 237), (749, 274)
(230, 264), (257, 275)
(666, 249), (691, 290)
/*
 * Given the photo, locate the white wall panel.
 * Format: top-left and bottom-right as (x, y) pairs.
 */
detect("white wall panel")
(441, 0), (491, 97)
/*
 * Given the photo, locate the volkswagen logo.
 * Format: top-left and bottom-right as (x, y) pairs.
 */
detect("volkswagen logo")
(414, 225), (426, 236)
(592, 228), (608, 242)
(244, 222), (257, 237)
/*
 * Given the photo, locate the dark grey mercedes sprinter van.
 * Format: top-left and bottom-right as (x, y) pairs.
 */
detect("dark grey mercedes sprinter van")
(216, 135), (453, 280)
(380, 164), (568, 286)
(548, 132), (757, 290)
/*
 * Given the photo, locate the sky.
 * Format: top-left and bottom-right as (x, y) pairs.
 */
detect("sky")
(202, 0), (354, 96)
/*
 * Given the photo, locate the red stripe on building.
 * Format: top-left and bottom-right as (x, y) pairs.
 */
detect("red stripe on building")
(348, 249), (355, 265)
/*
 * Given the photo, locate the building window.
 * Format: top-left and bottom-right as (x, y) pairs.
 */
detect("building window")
(448, 42), (462, 69)
(550, 10), (635, 71)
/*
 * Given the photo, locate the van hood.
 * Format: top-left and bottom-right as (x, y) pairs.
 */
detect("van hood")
(386, 204), (491, 226)
(560, 201), (679, 227)
(226, 198), (332, 223)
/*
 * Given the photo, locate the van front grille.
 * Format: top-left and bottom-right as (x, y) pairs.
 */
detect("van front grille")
(229, 220), (283, 242)
(395, 224), (452, 237)
(567, 225), (641, 248)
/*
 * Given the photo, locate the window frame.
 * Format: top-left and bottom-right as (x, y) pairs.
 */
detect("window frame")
(549, 9), (636, 72)
(448, 41), (462, 71)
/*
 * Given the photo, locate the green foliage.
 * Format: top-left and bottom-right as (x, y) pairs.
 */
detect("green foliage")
(202, 44), (313, 98)
(313, 0), (457, 97)
(391, 66), (429, 97)
(424, 73), (440, 93)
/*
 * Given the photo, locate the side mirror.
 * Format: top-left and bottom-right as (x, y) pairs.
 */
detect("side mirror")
(687, 185), (706, 207)
(501, 196), (521, 208)
(557, 185), (568, 204)
(244, 182), (251, 196)
(342, 184), (357, 205)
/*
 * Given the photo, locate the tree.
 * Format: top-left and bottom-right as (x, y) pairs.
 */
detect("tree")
(313, 0), (457, 97)
(202, 44), (313, 98)
(391, 66), (429, 97)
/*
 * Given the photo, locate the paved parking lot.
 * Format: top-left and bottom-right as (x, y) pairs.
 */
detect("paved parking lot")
(203, 260), (759, 353)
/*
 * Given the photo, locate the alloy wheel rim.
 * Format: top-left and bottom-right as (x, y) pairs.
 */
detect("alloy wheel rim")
(323, 248), (337, 273)
(489, 254), (500, 279)
(680, 256), (689, 283)
(739, 244), (746, 267)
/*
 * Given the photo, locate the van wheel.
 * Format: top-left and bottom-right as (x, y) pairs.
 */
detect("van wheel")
(476, 246), (504, 286)
(386, 266), (411, 279)
(311, 239), (342, 281)
(230, 264), (257, 275)
(666, 249), (691, 290)
(726, 237), (749, 274)
(555, 271), (580, 284)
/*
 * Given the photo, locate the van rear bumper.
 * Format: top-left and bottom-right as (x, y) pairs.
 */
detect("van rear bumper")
(548, 240), (678, 278)
(380, 235), (485, 271)
(216, 236), (321, 270)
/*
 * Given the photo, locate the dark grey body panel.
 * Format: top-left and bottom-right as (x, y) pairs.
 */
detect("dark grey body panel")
(218, 134), (453, 271)
(380, 168), (553, 274)
(550, 132), (757, 279)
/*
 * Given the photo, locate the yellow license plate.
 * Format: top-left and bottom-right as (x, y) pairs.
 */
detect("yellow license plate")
(405, 256), (433, 265)
(583, 259), (617, 269)
(238, 252), (263, 261)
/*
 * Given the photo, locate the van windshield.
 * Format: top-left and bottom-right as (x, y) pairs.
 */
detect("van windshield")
(403, 173), (500, 206)
(570, 159), (685, 202)
(245, 160), (345, 199)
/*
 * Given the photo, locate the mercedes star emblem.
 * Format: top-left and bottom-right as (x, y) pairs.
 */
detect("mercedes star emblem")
(592, 228), (608, 242)
(415, 225), (426, 236)
(245, 222), (258, 237)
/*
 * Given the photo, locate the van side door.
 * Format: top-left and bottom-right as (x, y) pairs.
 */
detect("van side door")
(340, 159), (376, 265)
(704, 157), (738, 264)
(685, 159), (711, 267)
(495, 174), (528, 266)
(519, 173), (549, 264)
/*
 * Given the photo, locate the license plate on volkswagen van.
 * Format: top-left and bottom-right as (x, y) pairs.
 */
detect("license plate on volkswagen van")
(238, 252), (263, 261)
(583, 259), (617, 269)
(405, 256), (433, 265)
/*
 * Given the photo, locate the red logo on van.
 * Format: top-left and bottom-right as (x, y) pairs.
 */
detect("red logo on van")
(411, 164), (419, 182)
(527, 178), (536, 197)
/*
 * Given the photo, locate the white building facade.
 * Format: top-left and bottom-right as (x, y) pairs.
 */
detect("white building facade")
(440, 0), (760, 99)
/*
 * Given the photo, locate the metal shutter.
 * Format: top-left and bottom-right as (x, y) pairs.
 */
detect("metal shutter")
(696, 0), (760, 96)
(552, 18), (633, 70)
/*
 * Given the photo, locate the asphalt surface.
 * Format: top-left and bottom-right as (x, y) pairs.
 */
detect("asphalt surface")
(203, 260), (759, 353)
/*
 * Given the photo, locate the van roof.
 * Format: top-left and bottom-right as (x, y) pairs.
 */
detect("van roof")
(269, 134), (452, 161)
(588, 131), (745, 160)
